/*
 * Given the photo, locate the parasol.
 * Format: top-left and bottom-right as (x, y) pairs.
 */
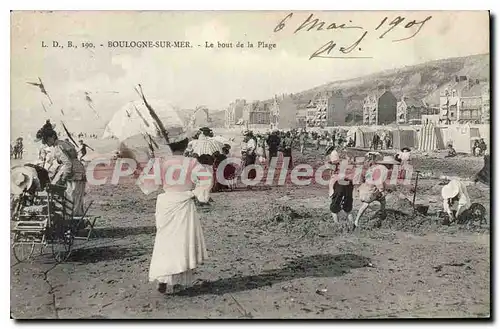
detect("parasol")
(102, 100), (186, 141)
(191, 139), (224, 156)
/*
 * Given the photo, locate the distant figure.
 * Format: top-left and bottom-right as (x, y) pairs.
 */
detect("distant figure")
(280, 131), (294, 170)
(266, 130), (281, 160)
(212, 145), (236, 192)
(337, 133), (345, 149)
(478, 138), (487, 156)
(314, 134), (321, 150)
(445, 144), (457, 158)
(384, 135), (391, 149)
(473, 140), (480, 156)
(242, 131), (257, 189)
(299, 131), (307, 154)
(79, 140), (94, 161)
(13, 138), (23, 159)
(255, 134), (267, 164)
(395, 147), (411, 164)
(371, 134), (380, 150)
(325, 133), (334, 149)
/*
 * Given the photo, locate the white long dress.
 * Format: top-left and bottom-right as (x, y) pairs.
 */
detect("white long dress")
(137, 155), (211, 285)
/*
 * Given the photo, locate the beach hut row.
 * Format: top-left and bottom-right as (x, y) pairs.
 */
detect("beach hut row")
(344, 123), (489, 154)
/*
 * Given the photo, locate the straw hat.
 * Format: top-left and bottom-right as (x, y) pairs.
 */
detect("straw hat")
(441, 180), (460, 199)
(11, 166), (35, 195)
(376, 156), (400, 165)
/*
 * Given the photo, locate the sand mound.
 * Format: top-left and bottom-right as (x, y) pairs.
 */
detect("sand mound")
(262, 201), (489, 240)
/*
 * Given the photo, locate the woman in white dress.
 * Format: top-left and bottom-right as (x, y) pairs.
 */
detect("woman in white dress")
(135, 136), (212, 294)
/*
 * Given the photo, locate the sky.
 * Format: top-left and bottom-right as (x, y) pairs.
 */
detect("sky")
(11, 11), (489, 136)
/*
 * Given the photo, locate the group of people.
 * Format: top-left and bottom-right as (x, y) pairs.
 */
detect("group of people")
(325, 146), (413, 231)
(370, 132), (392, 150)
(446, 138), (487, 158)
(10, 121), (490, 297)
(11, 121), (88, 217)
(473, 138), (488, 157)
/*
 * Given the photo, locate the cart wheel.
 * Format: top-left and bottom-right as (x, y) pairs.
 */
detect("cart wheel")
(12, 235), (36, 263)
(468, 203), (487, 226)
(51, 230), (74, 263)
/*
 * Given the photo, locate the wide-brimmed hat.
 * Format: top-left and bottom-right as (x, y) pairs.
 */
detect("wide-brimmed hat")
(441, 180), (460, 199)
(376, 156), (400, 165)
(11, 166), (35, 195)
(401, 147), (411, 152)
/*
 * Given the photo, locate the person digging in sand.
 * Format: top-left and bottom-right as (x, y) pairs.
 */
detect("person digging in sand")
(352, 158), (395, 230)
(441, 179), (471, 226)
(327, 150), (355, 227)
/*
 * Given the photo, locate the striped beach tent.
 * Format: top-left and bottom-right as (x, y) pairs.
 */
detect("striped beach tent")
(418, 123), (445, 152)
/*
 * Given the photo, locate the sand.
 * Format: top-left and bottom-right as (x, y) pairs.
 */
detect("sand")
(10, 141), (490, 319)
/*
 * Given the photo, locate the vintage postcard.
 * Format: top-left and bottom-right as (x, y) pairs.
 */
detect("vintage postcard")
(10, 11), (490, 319)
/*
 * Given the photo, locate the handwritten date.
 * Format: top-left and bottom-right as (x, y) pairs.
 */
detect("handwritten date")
(274, 13), (433, 60)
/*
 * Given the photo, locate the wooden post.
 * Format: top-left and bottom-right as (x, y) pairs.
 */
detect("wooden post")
(412, 170), (420, 211)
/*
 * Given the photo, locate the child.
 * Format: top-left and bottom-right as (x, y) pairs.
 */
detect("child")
(445, 144), (457, 158)
(328, 151), (354, 225)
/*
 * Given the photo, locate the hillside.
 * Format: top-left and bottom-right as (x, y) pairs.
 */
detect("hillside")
(266, 53), (490, 125)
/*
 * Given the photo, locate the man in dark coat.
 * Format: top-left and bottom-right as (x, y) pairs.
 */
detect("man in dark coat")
(266, 130), (281, 160)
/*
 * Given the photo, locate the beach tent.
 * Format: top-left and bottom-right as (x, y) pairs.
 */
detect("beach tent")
(357, 127), (378, 148)
(392, 127), (417, 150)
(446, 124), (481, 154)
(346, 126), (378, 148)
(102, 100), (186, 141)
(417, 123), (446, 152)
(476, 124), (490, 150)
